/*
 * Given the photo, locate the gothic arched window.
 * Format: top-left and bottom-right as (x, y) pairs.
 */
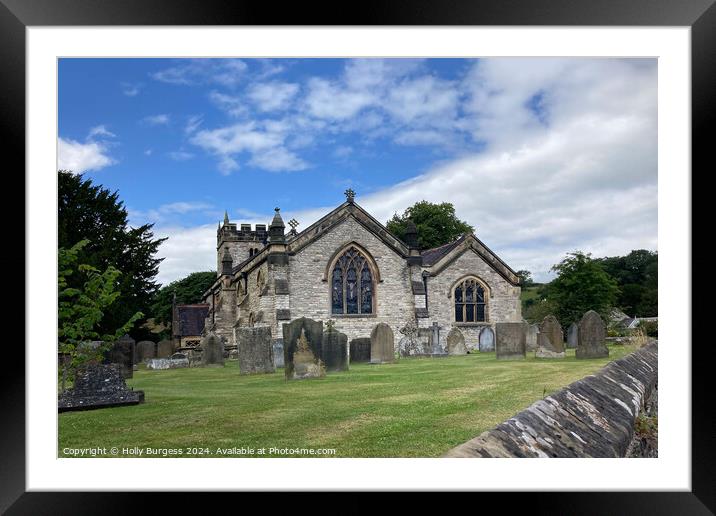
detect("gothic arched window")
(454, 278), (487, 323)
(331, 246), (374, 315)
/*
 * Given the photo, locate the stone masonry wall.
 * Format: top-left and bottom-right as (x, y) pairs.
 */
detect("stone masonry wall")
(287, 216), (414, 345)
(426, 250), (521, 352)
(444, 342), (658, 457)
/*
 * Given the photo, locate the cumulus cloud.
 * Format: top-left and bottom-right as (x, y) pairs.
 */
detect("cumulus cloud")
(151, 59), (247, 87)
(153, 224), (218, 286)
(58, 137), (116, 174)
(247, 81), (300, 112)
(87, 125), (116, 139)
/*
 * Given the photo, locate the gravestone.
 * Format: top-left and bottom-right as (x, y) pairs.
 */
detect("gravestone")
(321, 325), (349, 372)
(370, 323), (395, 364)
(349, 338), (371, 363)
(536, 315), (565, 358)
(495, 322), (527, 360)
(157, 339), (174, 358)
(283, 317), (324, 380)
(417, 328), (432, 354)
(429, 321), (447, 355)
(446, 327), (467, 355)
(566, 323), (579, 349)
(103, 334), (135, 378)
(273, 339), (285, 368)
(58, 364), (144, 412)
(146, 355), (189, 369)
(526, 324), (539, 351)
(200, 332), (225, 367)
(576, 310), (609, 359)
(236, 326), (275, 375)
(478, 327), (495, 352)
(136, 341), (156, 362)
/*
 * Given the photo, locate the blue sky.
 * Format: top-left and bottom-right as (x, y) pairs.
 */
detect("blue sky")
(58, 58), (657, 286)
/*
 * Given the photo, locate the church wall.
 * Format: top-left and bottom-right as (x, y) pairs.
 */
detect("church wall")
(287, 216), (414, 346)
(426, 250), (521, 352)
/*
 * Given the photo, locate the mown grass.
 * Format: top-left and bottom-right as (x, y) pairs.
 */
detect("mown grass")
(58, 344), (635, 458)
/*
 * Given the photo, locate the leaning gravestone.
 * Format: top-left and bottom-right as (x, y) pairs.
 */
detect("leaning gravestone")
(58, 363), (144, 412)
(103, 334), (135, 379)
(349, 338), (371, 363)
(576, 310), (609, 359)
(566, 323), (579, 349)
(370, 323), (395, 364)
(236, 326), (275, 375)
(136, 341), (156, 362)
(156, 339), (174, 358)
(495, 322), (527, 360)
(201, 332), (225, 367)
(273, 339), (285, 368)
(526, 324), (539, 351)
(478, 327), (495, 352)
(322, 325), (349, 372)
(446, 327), (467, 355)
(283, 317), (324, 380)
(536, 315), (565, 358)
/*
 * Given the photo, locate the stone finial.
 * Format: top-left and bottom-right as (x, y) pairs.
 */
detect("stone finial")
(269, 207), (286, 244)
(221, 247), (233, 276)
(344, 188), (356, 203)
(404, 219), (418, 248)
(223, 210), (229, 225)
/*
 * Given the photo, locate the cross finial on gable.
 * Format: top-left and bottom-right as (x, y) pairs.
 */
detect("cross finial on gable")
(288, 218), (299, 231)
(325, 319), (336, 332)
(344, 188), (356, 203)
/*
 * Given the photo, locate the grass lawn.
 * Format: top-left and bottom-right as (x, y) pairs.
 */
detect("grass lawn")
(58, 344), (637, 458)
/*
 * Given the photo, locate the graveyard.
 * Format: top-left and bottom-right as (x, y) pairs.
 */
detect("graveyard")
(58, 343), (638, 458)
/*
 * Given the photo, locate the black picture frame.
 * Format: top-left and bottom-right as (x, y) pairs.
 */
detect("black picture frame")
(2, 0), (711, 512)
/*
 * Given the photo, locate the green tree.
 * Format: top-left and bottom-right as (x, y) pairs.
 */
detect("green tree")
(516, 270), (534, 287)
(58, 170), (167, 339)
(547, 251), (620, 326)
(58, 240), (143, 391)
(386, 200), (474, 250)
(150, 271), (217, 327)
(596, 250), (657, 316)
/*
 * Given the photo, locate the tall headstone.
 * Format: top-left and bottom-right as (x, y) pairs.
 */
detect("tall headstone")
(349, 338), (371, 363)
(136, 341), (156, 362)
(526, 324), (539, 351)
(157, 339), (174, 358)
(321, 325), (349, 372)
(273, 339), (285, 368)
(536, 315), (565, 358)
(201, 332), (225, 367)
(446, 327), (467, 355)
(495, 322), (527, 360)
(429, 321), (446, 355)
(566, 323), (579, 349)
(58, 364), (144, 412)
(370, 323), (395, 364)
(576, 310), (609, 359)
(283, 317), (324, 380)
(478, 327), (495, 352)
(104, 334), (135, 378)
(236, 326), (275, 375)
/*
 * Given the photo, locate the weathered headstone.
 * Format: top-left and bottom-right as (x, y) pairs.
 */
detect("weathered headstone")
(157, 339), (174, 358)
(236, 326), (275, 375)
(536, 315), (565, 358)
(576, 310), (609, 359)
(566, 323), (579, 349)
(349, 338), (371, 363)
(136, 340), (156, 362)
(446, 327), (467, 355)
(273, 339), (285, 368)
(200, 332), (225, 367)
(495, 322), (527, 360)
(321, 325), (349, 372)
(58, 364), (144, 412)
(146, 355), (189, 369)
(370, 323), (395, 363)
(103, 334), (135, 378)
(283, 317), (324, 380)
(526, 324), (539, 351)
(429, 321), (446, 355)
(478, 327), (495, 352)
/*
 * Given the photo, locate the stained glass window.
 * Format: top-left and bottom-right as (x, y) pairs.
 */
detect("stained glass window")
(330, 246), (374, 315)
(454, 278), (487, 322)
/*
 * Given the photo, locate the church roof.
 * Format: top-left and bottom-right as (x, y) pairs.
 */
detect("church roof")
(175, 304), (209, 337)
(420, 235), (469, 266)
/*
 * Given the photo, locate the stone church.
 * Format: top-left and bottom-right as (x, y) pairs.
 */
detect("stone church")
(202, 189), (522, 354)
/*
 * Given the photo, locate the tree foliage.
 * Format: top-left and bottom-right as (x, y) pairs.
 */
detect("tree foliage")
(386, 200), (474, 250)
(595, 250), (657, 317)
(547, 251), (620, 326)
(516, 270), (534, 288)
(58, 240), (143, 390)
(150, 271), (217, 327)
(58, 170), (167, 339)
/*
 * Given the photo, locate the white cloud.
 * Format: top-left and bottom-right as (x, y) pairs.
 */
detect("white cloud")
(153, 224), (218, 286)
(151, 59), (247, 87)
(142, 114), (170, 126)
(247, 81), (300, 112)
(87, 125), (116, 139)
(185, 115), (204, 135)
(333, 145), (353, 158)
(58, 137), (116, 174)
(208, 91), (248, 118)
(167, 150), (195, 161)
(121, 82), (142, 96)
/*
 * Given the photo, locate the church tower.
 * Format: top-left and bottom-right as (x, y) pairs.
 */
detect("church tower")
(216, 210), (268, 276)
